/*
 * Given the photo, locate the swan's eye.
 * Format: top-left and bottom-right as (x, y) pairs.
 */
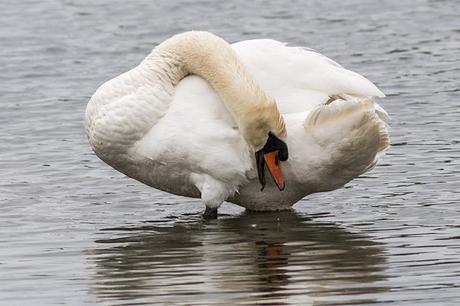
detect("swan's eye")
(279, 146), (288, 161)
(264, 132), (288, 161)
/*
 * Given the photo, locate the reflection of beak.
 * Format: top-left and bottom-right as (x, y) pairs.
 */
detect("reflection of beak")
(256, 150), (285, 191)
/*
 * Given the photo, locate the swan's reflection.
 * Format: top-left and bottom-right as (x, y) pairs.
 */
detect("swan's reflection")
(88, 211), (388, 305)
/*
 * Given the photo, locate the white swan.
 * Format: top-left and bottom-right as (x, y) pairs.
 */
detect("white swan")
(85, 31), (389, 218)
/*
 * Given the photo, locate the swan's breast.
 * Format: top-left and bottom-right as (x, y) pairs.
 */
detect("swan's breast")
(85, 66), (174, 169)
(135, 75), (253, 185)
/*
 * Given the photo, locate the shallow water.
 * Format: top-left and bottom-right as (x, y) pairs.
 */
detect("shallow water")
(1, 0), (460, 305)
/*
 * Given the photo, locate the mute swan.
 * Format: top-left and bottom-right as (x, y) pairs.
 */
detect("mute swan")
(85, 31), (389, 218)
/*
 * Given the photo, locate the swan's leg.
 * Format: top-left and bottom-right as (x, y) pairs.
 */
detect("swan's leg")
(200, 182), (226, 219)
(191, 174), (229, 220)
(203, 207), (218, 219)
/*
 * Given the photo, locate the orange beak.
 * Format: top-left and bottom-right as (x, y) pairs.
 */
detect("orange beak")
(263, 150), (285, 191)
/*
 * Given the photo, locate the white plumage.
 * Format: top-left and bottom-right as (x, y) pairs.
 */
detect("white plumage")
(85, 31), (389, 212)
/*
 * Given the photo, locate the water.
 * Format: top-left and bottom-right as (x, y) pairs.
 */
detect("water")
(1, 0), (459, 304)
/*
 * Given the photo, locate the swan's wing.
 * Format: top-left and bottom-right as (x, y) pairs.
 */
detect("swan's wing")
(231, 39), (384, 114)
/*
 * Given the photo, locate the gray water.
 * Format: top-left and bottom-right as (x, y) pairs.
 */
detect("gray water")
(1, 0), (460, 305)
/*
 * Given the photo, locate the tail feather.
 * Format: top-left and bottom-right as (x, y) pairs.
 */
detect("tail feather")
(304, 97), (390, 184)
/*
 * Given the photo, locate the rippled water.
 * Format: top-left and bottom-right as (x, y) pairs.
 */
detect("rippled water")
(1, 0), (460, 304)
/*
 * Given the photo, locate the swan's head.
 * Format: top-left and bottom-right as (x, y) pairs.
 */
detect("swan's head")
(238, 97), (288, 191)
(255, 132), (288, 191)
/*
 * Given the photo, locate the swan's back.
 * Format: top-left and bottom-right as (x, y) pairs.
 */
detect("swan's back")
(231, 39), (384, 114)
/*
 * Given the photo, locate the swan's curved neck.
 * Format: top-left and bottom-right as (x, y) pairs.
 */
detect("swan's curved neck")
(144, 31), (286, 149)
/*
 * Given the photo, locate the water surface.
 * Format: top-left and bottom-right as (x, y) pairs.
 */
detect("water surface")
(1, 0), (460, 304)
